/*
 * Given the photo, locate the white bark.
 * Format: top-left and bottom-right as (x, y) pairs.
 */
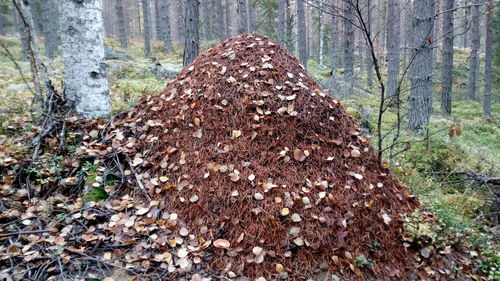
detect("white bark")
(60, 0), (111, 118)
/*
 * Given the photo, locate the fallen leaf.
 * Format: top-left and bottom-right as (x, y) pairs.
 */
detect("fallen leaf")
(214, 239), (231, 249)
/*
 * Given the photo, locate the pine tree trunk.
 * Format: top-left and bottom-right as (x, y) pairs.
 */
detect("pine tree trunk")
(297, 0), (308, 65)
(40, 0), (59, 59)
(214, 0), (225, 40)
(318, 0), (324, 66)
(278, 0), (286, 46)
(60, 0), (111, 118)
(160, 0), (173, 52)
(365, 0), (373, 87)
(440, 0), (454, 115)
(183, 0), (199, 66)
(224, 0), (231, 39)
(155, 0), (162, 40)
(386, 0), (400, 98)
(247, 0), (256, 32)
(343, 1), (354, 83)
(463, 0), (469, 48)
(408, 0), (435, 132)
(142, 0), (152, 57)
(483, 0), (494, 117)
(116, 0), (128, 49)
(285, 0), (294, 52)
(237, 0), (248, 34)
(467, 0), (480, 100)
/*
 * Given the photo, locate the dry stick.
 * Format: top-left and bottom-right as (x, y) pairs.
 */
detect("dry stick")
(64, 247), (145, 280)
(123, 153), (152, 201)
(0, 229), (54, 238)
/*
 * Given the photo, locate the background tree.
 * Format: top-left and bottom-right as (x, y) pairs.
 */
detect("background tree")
(365, 0), (373, 87)
(467, 0), (480, 100)
(440, 0), (454, 115)
(60, 0), (110, 118)
(483, 0), (494, 117)
(297, 0), (307, 65)
(160, 0), (173, 52)
(342, 0), (354, 84)
(408, 0), (435, 132)
(40, 0), (58, 58)
(115, 0), (128, 49)
(237, 0), (248, 33)
(183, 0), (199, 66)
(386, 0), (400, 99)
(142, 0), (152, 57)
(278, 0), (286, 46)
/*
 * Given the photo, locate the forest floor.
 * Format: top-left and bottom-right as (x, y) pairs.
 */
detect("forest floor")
(0, 36), (499, 280)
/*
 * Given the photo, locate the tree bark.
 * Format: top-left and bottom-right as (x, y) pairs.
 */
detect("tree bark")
(278, 0), (286, 46)
(142, 0), (152, 57)
(318, 0), (324, 66)
(365, 0), (373, 87)
(40, 0), (59, 59)
(154, 0), (162, 40)
(440, 0), (454, 115)
(343, 1), (354, 84)
(408, 0), (435, 132)
(60, 0), (111, 118)
(183, 0), (199, 66)
(116, 0), (128, 49)
(160, 0), (173, 52)
(467, 0), (481, 100)
(386, 0), (400, 98)
(237, 0), (248, 34)
(483, 0), (494, 117)
(214, 0), (225, 40)
(285, 0), (294, 52)
(462, 0), (469, 48)
(297, 0), (308, 65)
(247, 0), (256, 32)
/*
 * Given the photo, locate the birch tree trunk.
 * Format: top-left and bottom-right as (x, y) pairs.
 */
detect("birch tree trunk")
(237, 0), (248, 34)
(142, 0), (152, 57)
(467, 0), (481, 100)
(40, 0), (59, 59)
(408, 0), (435, 132)
(386, 0), (400, 98)
(297, 0), (308, 65)
(278, 0), (286, 46)
(343, 1), (354, 84)
(183, 0), (199, 66)
(115, 0), (128, 49)
(160, 0), (173, 52)
(440, 0), (454, 115)
(483, 0), (494, 117)
(60, 0), (111, 118)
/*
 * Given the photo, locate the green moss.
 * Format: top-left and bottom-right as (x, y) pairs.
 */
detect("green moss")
(83, 187), (108, 203)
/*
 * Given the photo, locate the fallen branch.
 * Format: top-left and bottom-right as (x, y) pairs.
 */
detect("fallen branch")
(424, 170), (500, 186)
(123, 154), (152, 201)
